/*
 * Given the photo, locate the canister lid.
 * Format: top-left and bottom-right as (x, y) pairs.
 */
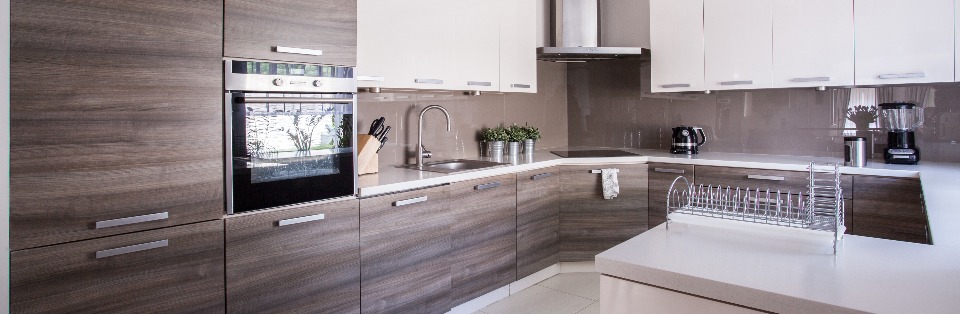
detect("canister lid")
(844, 136), (866, 142)
(879, 102), (916, 109)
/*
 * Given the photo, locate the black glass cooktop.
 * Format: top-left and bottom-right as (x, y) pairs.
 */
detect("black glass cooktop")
(551, 150), (641, 158)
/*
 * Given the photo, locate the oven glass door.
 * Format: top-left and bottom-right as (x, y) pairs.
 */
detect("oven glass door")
(228, 92), (356, 213)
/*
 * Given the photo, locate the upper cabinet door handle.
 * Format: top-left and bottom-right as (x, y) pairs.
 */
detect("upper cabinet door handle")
(790, 77), (831, 83)
(747, 174), (785, 181)
(719, 80), (754, 86)
(654, 168), (685, 174)
(878, 72), (925, 80)
(278, 214), (326, 227)
(531, 173), (554, 180)
(475, 182), (502, 190)
(510, 84), (531, 88)
(415, 78), (444, 84)
(95, 212), (169, 229)
(274, 46), (324, 56)
(394, 196), (428, 207)
(357, 76), (385, 82)
(467, 81), (492, 87)
(660, 83), (691, 88)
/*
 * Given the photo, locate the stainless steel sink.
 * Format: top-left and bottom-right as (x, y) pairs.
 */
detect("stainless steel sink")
(407, 159), (508, 174)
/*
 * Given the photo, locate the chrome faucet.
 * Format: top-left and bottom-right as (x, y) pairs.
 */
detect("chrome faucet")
(417, 105), (452, 168)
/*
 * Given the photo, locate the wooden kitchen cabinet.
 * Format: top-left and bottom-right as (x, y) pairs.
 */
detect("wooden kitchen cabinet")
(499, 0), (538, 93)
(516, 167), (560, 279)
(225, 198), (360, 313)
(559, 164), (649, 262)
(360, 186), (452, 314)
(647, 163), (696, 229)
(649, 0), (706, 93)
(695, 166), (853, 198)
(224, 0), (358, 66)
(851, 176), (929, 244)
(772, 0), (854, 88)
(10, 0), (224, 250)
(703, 0), (773, 90)
(450, 174), (518, 306)
(11, 221), (225, 313)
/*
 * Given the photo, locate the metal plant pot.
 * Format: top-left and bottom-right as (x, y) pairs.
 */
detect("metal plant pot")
(523, 139), (535, 155)
(508, 142), (521, 156)
(488, 141), (505, 157)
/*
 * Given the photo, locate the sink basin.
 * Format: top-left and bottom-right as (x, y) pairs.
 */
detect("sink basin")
(408, 159), (508, 174)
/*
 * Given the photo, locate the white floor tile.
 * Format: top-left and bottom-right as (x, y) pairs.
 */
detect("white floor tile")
(537, 272), (601, 301)
(479, 285), (594, 314)
(576, 302), (601, 314)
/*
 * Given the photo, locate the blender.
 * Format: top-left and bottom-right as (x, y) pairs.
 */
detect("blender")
(879, 103), (923, 164)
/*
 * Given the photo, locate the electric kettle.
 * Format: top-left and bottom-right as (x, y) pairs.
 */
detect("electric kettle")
(671, 126), (706, 154)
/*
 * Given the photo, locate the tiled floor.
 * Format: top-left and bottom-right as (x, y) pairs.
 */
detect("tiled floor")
(475, 272), (600, 314)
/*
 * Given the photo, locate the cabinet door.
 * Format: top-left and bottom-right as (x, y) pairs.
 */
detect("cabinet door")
(10, 0), (224, 250)
(452, 0), (501, 92)
(224, 0), (357, 66)
(560, 164), (649, 262)
(450, 174), (517, 305)
(704, 0), (772, 90)
(499, 0), (538, 93)
(695, 166), (853, 199)
(650, 0), (706, 93)
(360, 186), (451, 314)
(647, 164), (696, 229)
(855, 0), (954, 85)
(11, 221), (224, 313)
(517, 167), (560, 279)
(225, 199), (360, 313)
(772, 0), (854, 88)
(851, 176), (929, 244)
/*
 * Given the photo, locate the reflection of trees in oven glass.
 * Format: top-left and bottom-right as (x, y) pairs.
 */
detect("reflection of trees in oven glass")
(246, 107), (281, 158)
(251, 154), (340, 183)
(329, 114), (352, 148)
(282, 110), (328, 152)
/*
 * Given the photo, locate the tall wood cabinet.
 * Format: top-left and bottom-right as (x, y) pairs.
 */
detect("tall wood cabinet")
(516, 167), (560, 279)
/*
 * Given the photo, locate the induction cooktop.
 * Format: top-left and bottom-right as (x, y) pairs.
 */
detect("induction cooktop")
(550, 150), (641, 158)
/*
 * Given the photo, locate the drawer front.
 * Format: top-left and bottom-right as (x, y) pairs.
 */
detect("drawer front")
(11, 221), (225, 313)
(647, 163), (696, 228)
(516, 167), (560, 279)
(851, 176), (928, 244)
(696, 166), (853, 199)
(360, 186), (451, 314)
(450, 174), (517, 305)
(560, 164), (649, 262)
(225, 198), (360, 313)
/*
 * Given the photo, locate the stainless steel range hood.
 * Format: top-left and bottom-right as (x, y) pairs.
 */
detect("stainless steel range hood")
(538, 0), (647, 62)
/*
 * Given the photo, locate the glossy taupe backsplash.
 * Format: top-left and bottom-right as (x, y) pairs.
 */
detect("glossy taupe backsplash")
(568, 59), (960, 163)
(357, 62), (569, 167)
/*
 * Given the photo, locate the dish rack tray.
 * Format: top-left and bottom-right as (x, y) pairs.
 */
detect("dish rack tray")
(666, 162), (845, 253)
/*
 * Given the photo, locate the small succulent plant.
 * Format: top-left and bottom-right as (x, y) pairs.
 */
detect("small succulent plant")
(521, 124), (541, 141)
(481, 126), (509, 142)
(506, 124), (528, 143)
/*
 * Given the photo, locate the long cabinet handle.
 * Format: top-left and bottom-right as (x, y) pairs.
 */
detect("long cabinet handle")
(96, 212), (168, 229)
(531, 173), (554, 180)
(394, 196), (428, 207)
(654, 168), (685, 174)
(357, 76), (385, 82)
(510, 84), (531, 89)
(790, 77), (831, 83)
(239, 97), (355, 104)
(879, 72), (925, 80)
(746, 174), (785, 181)
(660, 83), (691, 88)
(415, 78), (444, 84)
(274, 46), (323, 56)
(467, 81), (492, 87)
(719, 80), (754, 86)
(475, 182), (502, 190)
(96, 240), (169, 259)
(278, 214), (326, 227)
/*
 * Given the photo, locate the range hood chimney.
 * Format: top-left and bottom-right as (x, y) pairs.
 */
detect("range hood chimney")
(537, 0), (647, 62)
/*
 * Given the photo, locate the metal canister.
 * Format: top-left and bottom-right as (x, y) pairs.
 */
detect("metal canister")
(844, 136), (867, 167)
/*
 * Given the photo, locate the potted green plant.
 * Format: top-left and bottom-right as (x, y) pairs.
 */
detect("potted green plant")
(506, 124), (528, 156)
(482, 126), (509, 156)
(521, 124), (541, 155)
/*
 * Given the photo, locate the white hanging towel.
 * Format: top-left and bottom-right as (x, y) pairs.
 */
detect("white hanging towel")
(601, 168), (620, 200)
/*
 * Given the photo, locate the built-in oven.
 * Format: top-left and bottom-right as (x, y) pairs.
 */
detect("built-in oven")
(224, 60), (357, 214)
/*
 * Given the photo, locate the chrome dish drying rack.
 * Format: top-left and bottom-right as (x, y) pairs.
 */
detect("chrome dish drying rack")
(666, 162), (846, 253)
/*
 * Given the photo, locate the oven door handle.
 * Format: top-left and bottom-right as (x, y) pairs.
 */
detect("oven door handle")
(238, 97), (355, 104)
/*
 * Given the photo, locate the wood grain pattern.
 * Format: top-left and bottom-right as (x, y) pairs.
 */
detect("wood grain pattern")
(11, 221), (225, 313)
(696, 166), (853, 199)
(10, 0), (224, 250)
(851, 176), (928, 244)
(360, 186), (452, 314)
(559, 164), (649, 262)
(516, 167), (560, 279)
(449, 174), (517, 305)
(647, 163), (696, 229)
(225, 198), (360, 314)
(225, 0), (358, 66)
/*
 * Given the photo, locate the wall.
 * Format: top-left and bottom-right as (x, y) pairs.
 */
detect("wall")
(357, 61), (568, 167)
(568, 59), (960, 163)
(2, 0), (10, 310)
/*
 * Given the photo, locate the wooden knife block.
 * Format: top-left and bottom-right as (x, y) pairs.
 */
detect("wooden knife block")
(357, 134), (380, 175)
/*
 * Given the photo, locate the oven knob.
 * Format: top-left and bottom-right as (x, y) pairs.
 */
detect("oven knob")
(272, 78), (284, 86)
(313, 80), (323, 87)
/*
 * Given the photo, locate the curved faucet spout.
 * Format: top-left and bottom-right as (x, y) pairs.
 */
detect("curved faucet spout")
(417, 105), (453, 168)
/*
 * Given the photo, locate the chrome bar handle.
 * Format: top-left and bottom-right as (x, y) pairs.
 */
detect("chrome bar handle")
(790, 77), (831, 83)
(96, 240), (169, 259)
(531, 173), (554, 180)
(278, 214), (326, 227)
(879, 72), (925, 79)
(590, 170), (602, 174)
(96, 212), (168, 229)
(475, 182), (502, 190)
(747, 175), (786, 181)
(357, 76), (385, 82)
(719, 80), (754, 86)
(467, 81), (492, 87)
(393, 196), (428, 207)
(415, 78), (444, 84)
(654, 168), (685, 174)
(274, 46), (323, 56)
(510, 84), (531, 88)
(660, 83), (691, 88)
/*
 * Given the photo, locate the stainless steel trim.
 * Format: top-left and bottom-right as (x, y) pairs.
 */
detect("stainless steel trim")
(879, 72), (925, 79)
(467, 81), (493, 87)
(790, 77), (831, 83)
(414, 78), (444, 84)
(510, 84), (532, 89)
(274, 46), (323, 56)
(278, 214), (326, 227)
(531, 173), (555, 180)
(95, 212), (168, 229)
(357, 76), (385, 82)
(654, 168), (685, 174)
(240, 97), (355, 104)
(394, 196), (428, 207)
(719, 80), (754, 86)
(225, 93), (235, 214)
(747, 175), (786, 181)
(590, 170), (602, 174)
(475, 182), (502, 190)
(96, 240), (169, 259)
(661, 84), (692, 88)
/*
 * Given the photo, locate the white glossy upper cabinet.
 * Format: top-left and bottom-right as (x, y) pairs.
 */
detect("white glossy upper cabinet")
(704, 0), (772, 90)
(956, 0), (960, 82)
(650, 0), (705, 93)
(499, 0), (538, 93)
(452, 0), (500, 92)
(855, 0), (954, 85)
(772, 0), (854, 88)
